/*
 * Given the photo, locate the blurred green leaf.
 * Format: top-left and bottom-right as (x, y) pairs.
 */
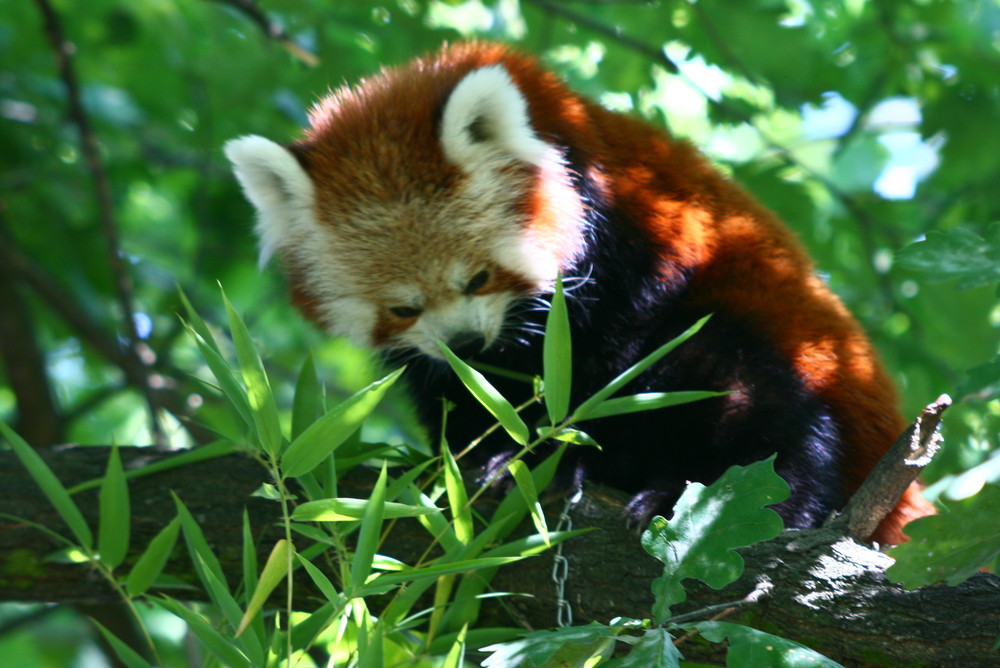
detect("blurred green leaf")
(292, 352), (323, 440)
(887, 483), (1000, 589)
(689, 621), (840, 667)
(897, 223), (1000, 290)
(481, 622), (617, 668)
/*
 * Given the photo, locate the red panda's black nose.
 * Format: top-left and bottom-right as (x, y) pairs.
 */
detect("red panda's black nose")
(448, 331), (487, 359)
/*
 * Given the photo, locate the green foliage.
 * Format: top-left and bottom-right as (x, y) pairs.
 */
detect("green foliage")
(643, 456), (790, 622)
(3, 0), (1000, 665)
(686, 621), (842, 667)
(478, 459), (833, 667)
(897, 223), (1000, 292)
(887, 483), (1000, 589)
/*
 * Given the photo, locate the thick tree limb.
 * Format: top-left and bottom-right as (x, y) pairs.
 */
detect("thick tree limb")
(0, 439), (997, 666)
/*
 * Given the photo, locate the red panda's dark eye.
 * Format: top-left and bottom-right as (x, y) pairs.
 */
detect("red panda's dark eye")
(389, 306), (422, 319)
(464, 270), (490, 294)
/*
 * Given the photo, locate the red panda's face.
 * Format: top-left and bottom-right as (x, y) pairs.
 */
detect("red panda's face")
(226, 61), (587, 359)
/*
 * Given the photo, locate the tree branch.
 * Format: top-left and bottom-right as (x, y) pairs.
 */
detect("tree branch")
(0, 428), (996, 665)
(209, 0), (319, 67)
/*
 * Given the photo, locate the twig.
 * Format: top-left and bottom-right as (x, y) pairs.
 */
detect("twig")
(831, 394), (950, 542)
(33, 0), (165, 444)
(209, 0), (319, 67)
(667, 578), (772, 627)
(526, 0), (679, 73)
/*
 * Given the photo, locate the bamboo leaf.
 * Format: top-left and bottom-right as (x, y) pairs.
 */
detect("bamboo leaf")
(291, 497), (439, 522)
(581, 391), (726, 421)
(126, 516), (180, 597)
(173, 493), (226, 590)
(281, 367), (404, 478)
(237, 539), (291, 637)
(438, 342), (530, 445)
(222, 289), (283, 456)
(183, 323), (255, 432)
(443, 445), (474, 544)
(543, 275), (572, 425)
(98, 444), (130, 569)
(350, 462), (388, 591)
(509, 460), (548, 546)
(291, 352), (323, 440)
(158, 597), (252, 668)
(358, 556), (523, 594)
(297, 554), (341, 604)
(90, 620), (155, 668)
(573, 314), (711, 421)
(1, 421), (93, 550)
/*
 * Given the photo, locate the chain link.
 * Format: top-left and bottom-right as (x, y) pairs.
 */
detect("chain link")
(552, 488), (583, 627)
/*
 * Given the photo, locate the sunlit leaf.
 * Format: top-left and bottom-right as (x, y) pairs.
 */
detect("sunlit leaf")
(350, 462), (388, 591)
(443, 444), (474, 544)
(643, 455), (789, 622)
(223, 289), (284, 456)
(237, 539), (290, 636)
(291, 497), (439, 522)
(438, 342), (530, 445)
(281, 367), (404, 478)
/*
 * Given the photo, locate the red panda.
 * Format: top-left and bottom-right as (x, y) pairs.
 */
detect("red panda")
(225, 42), (932, 544)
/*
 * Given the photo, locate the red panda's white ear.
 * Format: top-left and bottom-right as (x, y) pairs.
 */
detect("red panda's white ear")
(224, 135), (315, 268)
(441, 65), (549, 172)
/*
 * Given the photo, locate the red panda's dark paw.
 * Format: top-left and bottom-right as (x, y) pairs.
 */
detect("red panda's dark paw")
(476, 449), (520, 492)
(623, 488), (681, 531)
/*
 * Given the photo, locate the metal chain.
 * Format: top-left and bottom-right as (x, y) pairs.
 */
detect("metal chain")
(552, 488), (583, 627)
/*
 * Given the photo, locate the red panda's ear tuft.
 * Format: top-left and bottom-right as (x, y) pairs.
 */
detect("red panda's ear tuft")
(440, 65), (549, 172)
(224, 135), (315, 268)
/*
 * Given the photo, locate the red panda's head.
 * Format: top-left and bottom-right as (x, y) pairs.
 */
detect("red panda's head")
(225, 44), (589, 359)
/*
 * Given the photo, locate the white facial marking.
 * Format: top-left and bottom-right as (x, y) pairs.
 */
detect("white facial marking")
(441, 65), (549, 172)
(223, 135), (316, 268)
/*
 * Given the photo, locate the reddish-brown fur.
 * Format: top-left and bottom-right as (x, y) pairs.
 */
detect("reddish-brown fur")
(289, 43), (932, 543)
